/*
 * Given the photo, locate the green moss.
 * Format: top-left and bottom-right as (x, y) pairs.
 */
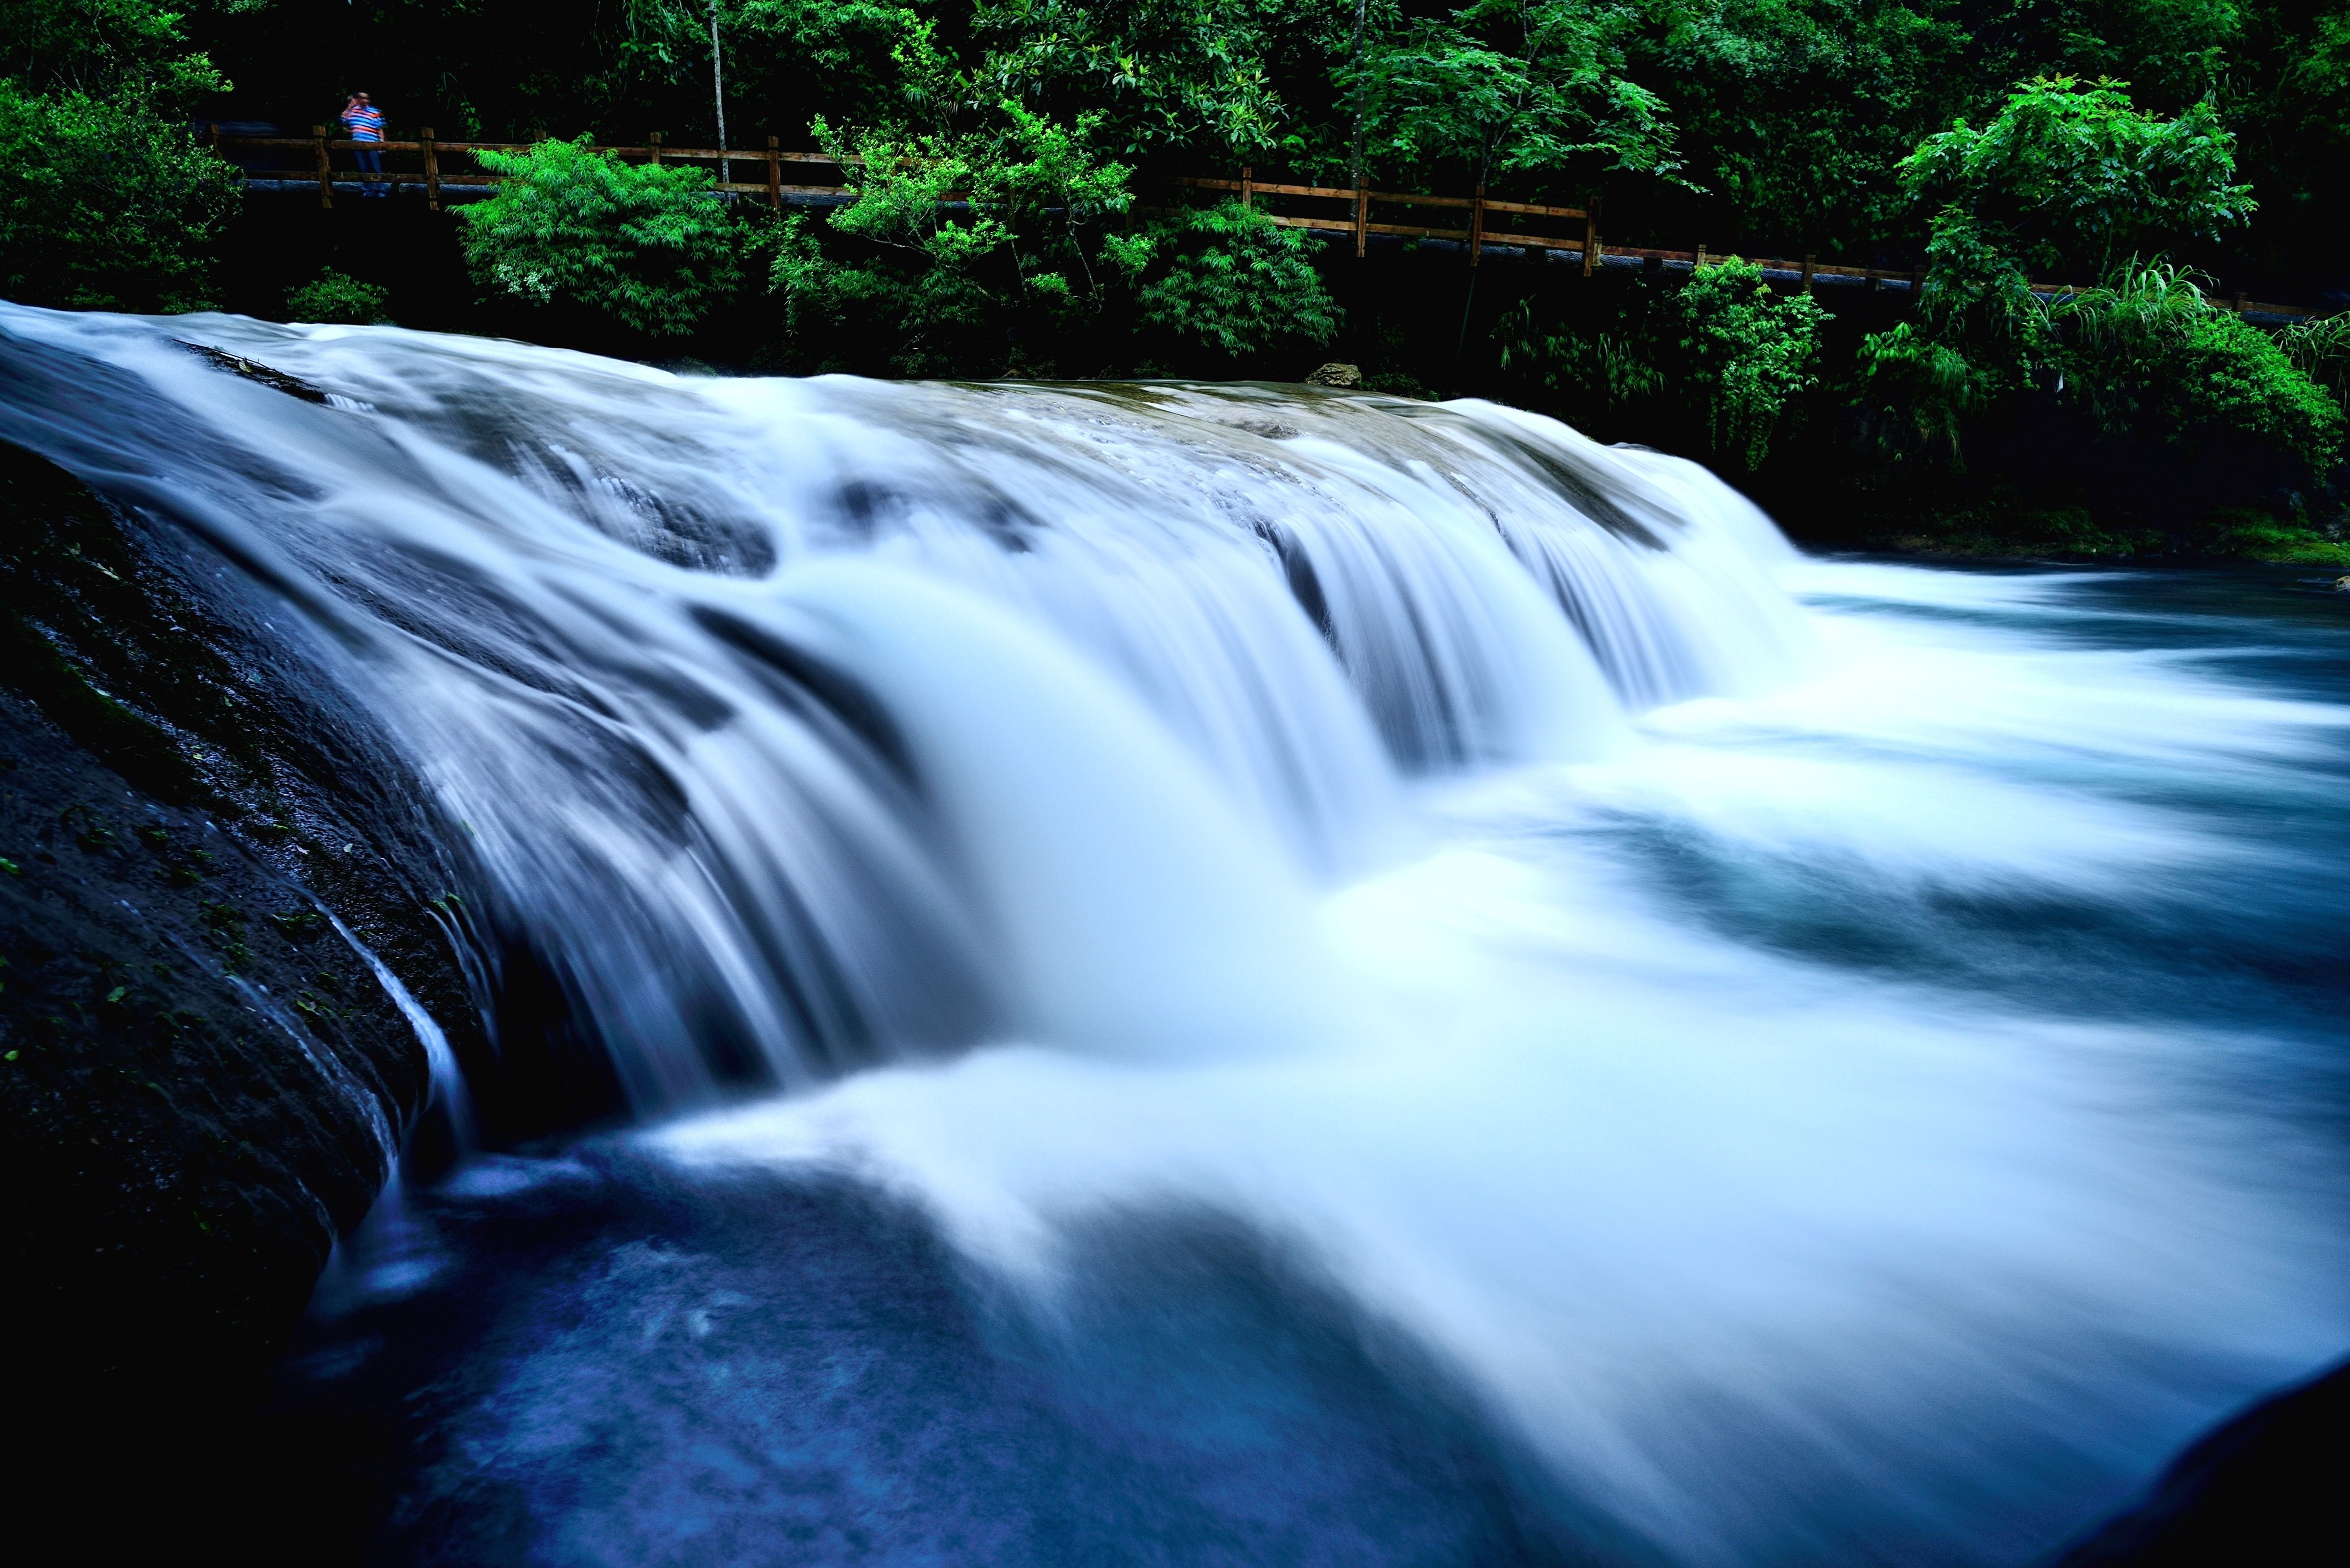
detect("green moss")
(0, 611), (200, 802)
(2198, 510), (2350, 564)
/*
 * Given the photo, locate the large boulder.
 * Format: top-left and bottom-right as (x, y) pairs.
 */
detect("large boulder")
(0, 441), (475, 1405)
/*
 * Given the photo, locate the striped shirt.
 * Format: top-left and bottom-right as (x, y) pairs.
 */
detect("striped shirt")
(343, 104), (385, 142)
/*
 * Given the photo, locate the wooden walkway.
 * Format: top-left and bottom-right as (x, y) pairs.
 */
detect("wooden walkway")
(212, 130), (2325, 323)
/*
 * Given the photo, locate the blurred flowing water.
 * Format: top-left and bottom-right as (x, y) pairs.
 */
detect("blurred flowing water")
(3, 306), (2345, 1565)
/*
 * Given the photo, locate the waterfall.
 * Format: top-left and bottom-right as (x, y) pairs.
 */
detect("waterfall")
(0, 304), (1810, 1112)
(12, 306), (2339, 1565)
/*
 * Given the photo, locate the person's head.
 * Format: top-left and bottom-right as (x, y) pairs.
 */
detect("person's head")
(352, 91), (371, 106)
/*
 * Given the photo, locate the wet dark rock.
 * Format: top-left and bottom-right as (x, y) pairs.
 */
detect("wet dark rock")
(175, 340), (334, 404)
(2052, 1358), (2350, 1564)
(0, 441), (477, 1405)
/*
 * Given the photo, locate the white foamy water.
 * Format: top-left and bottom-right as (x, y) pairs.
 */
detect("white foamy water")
(658, 565), (2349, 1560)
(3, 304), (2342, 1564)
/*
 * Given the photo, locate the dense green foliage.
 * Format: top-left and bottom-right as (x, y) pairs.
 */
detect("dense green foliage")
(285, 266), (392, 323)
(459, 137), (751, 336)
(1898, 74), (2254, 277)
(1673, 258), (1832, 470)
(7, 0), (2350, 552)
(1853, 75), (2343, 537)
(0, 0), (242, 310)
(2055, 263), (2342, 474)
(1498, 255), (1827, 470)
(771, 101), (1150, 371)
(1348, 0), (1682, 188)
(1136, 201), (1342, 364)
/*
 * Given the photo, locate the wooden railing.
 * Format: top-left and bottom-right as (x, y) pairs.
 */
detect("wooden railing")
(1192, 165), (2321, 318)
(1174, 171), (1596, 271)
(210, 133), (2326, 322)
(211, 127), (842, 210)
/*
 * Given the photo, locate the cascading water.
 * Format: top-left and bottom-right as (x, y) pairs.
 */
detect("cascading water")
(4, 303), (2344, 1565)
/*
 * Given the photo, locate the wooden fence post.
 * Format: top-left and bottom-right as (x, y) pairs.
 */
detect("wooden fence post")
(1240, 165), (1253, 209)
(420, 127), (441, 211)
(1695, 242), (1708, 271)
(766, 136), (783, 210)
(312, 125), (334, 209)
(1582, 216), (1598, 278)
(650, 131), (664, 166)
(1470, 183), (1485, 266)
(1802, 254), (1816, 294)
(1355, 174), (1368, 259)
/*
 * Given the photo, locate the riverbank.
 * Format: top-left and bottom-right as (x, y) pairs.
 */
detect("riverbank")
(1780, 495), (2350, 569)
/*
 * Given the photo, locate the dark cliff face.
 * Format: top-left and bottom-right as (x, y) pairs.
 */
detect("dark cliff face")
(0, 441), (478, 1405)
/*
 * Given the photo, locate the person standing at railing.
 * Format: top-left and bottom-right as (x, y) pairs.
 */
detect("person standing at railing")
(341, 92), (387, 198)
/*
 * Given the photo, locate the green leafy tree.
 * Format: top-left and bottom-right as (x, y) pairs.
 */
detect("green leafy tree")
(972, 0), (1287, 159)
(1860, 74), (2272, 471)
(0, 0), (239, 311)
(2280, 3), (2350, 159)
(772, 101), (1143, 373)
(1136, 199), (1341, 365)
(1495, 257), (1825, 471)
(0, 0), (237, 104)
(2050, 261), (2342, 477)
(1897, 74), (2253, 278)
(1638, 0), (1973, 255)
(1347, 0), (1682, 191)
(0, 83), (241, 311)
(1671, 257), (1830, 470)
(725, 0), (937, 135)
(1856, 203), (2052, 455)
(1982, 0), (2243, 112)
(459, 136), (750, 336)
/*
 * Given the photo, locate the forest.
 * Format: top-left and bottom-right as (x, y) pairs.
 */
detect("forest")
(5, 0), (2349, 558)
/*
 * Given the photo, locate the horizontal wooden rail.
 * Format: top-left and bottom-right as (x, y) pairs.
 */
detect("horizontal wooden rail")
(210, 134), (2325, 320)
(1482, 198), (1589, 220)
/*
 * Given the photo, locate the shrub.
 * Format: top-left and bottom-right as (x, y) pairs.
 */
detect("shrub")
(0, 80), (239, 312)
(2055, 263), (2344, 479)
(458, 137), (748, 337)
(1136, 201), (1341, 366)
(1671, 258), (1830, 470)
(1855, 322), (2008, 458)
(771, 210), (996, 375)
(771, 104), (1139, 376)
(1494, 299), (1664, 436)
(2277, 313), (2350, 416)
(284, 269), (392, 325)
(1897, 75), (2254, 277)
(1492, 261), (1824, 470)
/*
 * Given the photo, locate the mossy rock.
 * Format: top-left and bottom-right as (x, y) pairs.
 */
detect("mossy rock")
(0, 442), (478, 1408)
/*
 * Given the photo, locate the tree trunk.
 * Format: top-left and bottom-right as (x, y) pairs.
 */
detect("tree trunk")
(709, 2), (730, 185)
